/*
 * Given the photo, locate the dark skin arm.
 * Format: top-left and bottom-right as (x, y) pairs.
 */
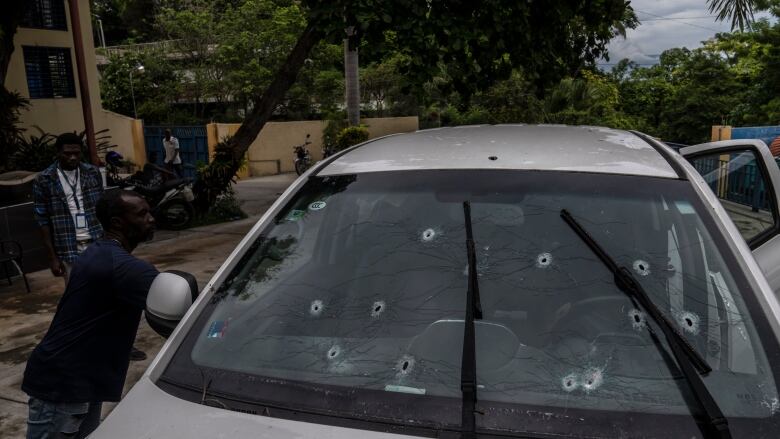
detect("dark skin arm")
(39, 225), (64, 276)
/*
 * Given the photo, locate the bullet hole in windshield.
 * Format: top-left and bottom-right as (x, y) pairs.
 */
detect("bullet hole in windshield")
(628, 308), (646, 331)
(561, 374), (579, 392)
(371, 301), (386, 318)
(632, 259), (651, 276)
(309, 300), (324, 317)
(536, 252), (553, 268)
(421, 228), (437, 242)
(677, 311), (700, 335)
(396, 355), (415, 376)
(488, 156), (498, 161)
(327, 345), (341, 360)
(582, 367), (604, 392)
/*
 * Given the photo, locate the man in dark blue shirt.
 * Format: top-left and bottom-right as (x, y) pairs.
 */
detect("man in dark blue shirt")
(22, 190), (159, 438)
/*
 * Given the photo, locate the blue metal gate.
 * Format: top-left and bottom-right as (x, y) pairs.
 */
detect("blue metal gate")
(143, 125), (209, 179)
(731, 126), (780, 147)
(692, 156), (771, 212)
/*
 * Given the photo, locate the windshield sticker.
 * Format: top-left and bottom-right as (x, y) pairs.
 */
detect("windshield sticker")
(561, 374), (579, 392)
(371, 300), (386, 318)
(206, 320), (229, 339)
(536, 252), (553, 268)
(676, 310), (701, 335)
(632, 259), (651, 276)
(309, 299), (324, 317)
(384, 385), (426, 395)
(628, 308), (646, 331)
(308, 201), (327, 211)
(326, 345), (342, 360)
(581, 367), (604, 393)
(285, 209), (306, 222)
(674, 200), (696, 215)
(396, 355), (415, 376)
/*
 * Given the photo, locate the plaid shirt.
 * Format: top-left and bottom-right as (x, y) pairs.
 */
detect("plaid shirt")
(33, 162), (104, 263)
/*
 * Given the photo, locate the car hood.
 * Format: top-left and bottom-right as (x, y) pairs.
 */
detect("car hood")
(92, 376), (415, 438)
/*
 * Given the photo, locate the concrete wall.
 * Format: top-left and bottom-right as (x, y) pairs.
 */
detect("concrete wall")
(208, 116), (419, 177)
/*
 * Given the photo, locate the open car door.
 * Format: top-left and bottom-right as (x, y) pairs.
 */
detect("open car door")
(681, 139), (780, 295)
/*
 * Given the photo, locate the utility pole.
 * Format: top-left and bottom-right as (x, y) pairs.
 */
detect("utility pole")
(344, 26), (360, 126)
(66, 0), (99, 165)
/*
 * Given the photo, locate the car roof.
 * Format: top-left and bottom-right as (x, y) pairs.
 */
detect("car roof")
(319, 124), (679, 179)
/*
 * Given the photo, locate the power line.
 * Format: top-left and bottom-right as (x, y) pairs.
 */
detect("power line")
(640, 16), (717, 21)
(634, 9), (725, 33)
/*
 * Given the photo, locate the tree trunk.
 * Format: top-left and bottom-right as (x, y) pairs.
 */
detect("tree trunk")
(201, 20), (322, 198)
(344, 38), (360, 126)
(0, 2), (27, 87)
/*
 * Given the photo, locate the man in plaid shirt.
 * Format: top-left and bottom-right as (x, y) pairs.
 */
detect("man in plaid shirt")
(33, 133), (104, 281)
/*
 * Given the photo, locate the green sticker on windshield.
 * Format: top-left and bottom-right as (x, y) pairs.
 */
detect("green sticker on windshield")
(285, 209), (306, 222)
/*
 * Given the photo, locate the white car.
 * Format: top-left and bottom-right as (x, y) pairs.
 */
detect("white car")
(95, 125), (780, 438)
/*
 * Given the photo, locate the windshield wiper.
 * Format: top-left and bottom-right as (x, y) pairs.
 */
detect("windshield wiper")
(560, 209), (731, 439)
(461, 201), (483, 439)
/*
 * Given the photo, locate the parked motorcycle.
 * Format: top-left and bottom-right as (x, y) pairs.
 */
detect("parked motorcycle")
(106, 152), (196, 230)
(293, 134), (312, 175)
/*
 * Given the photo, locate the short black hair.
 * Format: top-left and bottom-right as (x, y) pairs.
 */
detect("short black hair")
(96, 190), (143, 230)
(55, 132), (84, 151)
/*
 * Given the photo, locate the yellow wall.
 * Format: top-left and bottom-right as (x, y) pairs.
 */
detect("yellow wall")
(100, 110), (140, 164)
(208, 117), (419, 177)
(4, 0), (143, 165)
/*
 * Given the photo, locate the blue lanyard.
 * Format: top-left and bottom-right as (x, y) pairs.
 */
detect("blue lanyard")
(58, 166), (82, 212)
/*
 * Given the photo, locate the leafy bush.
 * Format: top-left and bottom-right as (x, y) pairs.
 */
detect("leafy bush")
(193, 135), (247, 214)
(10, 127), (57, 172)
(0, 90), (29, 172)
(335, 126), (370, 151)
(210, 187), (246, 221)
(321, 112), (347, 153)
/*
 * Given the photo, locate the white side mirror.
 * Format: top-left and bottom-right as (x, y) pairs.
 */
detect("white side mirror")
(146, 270), (198, 338)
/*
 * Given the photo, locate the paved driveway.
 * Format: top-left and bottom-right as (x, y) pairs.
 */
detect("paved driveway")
(0, 173), (297, 438)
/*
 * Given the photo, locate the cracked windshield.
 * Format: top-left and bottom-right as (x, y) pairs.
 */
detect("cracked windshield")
(190, 170), (777, 429)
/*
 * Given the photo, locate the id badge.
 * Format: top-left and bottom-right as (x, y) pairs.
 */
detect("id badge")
(75, 213), (87, 228)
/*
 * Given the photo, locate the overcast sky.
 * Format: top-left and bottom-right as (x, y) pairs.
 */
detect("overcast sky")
(603, 0), (774, 67)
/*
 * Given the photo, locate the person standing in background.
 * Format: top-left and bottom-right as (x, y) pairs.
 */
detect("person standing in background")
(162, 129), (182, 177)
(33, 133), (103, 281)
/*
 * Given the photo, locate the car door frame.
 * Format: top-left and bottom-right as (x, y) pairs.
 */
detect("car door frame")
(680, 139), (780, 251)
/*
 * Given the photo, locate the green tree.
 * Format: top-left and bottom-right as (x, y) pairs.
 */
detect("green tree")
(99, 52), (183, 122)
(197, 0), (639, 204)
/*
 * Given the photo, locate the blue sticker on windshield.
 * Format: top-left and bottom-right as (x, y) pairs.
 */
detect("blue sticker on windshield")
(207, 320), (228, 339)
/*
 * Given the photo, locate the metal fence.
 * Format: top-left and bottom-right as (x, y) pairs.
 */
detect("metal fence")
(143, 126), (209, 179)
(692, 157), (771, 212)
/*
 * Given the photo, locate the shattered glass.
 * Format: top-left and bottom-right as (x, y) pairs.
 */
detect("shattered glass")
(178, 170), (780, 436)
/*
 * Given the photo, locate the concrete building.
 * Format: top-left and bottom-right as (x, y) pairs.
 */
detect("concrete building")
(4, 0), (143, 164)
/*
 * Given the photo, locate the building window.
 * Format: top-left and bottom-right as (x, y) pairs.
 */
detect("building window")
(22, 47), (77, 99)
(21, 0), (68, 31)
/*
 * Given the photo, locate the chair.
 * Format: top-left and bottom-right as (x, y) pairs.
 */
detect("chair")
(0, 239), (30, 293)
